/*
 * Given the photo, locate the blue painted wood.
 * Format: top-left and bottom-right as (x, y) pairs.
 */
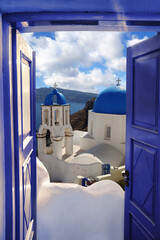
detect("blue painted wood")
(3, 12), (160, 33)
(2, 17), (13, 240)
(3, 12), (160, 22)
(31, 51), (37, 240)
(12, 28), (20, 240)
(20, 51), (35, 240)
(125, 34), (160, 240)
(0, 13), (5, 240)
(22, 157), (32, 239)
(12, 30), (36, 239)
(20, 51), (32, 143)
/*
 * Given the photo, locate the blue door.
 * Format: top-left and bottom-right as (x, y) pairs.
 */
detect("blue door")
(12, 30), (36, 240)
(125, 34), (160, 239)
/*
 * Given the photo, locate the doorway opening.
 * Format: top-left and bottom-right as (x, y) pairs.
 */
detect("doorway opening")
(28, 30), (155, 188)
(3, 13), (159, 240)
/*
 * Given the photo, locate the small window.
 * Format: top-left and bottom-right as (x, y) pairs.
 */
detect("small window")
(105, 126), (111, 140)
(90, 121), (93, 136)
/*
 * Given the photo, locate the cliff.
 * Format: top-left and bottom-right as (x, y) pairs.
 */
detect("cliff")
(70, 97), (96, 131)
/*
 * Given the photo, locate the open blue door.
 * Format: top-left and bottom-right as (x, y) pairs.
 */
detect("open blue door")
(12, 30), (36, 240)
(125, 34), (160, 239)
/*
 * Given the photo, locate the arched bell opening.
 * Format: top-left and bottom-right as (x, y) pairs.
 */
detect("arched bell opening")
(54, 109), (60, 126)
(44, 109), (49, 125)
(46, 129), (52, 147)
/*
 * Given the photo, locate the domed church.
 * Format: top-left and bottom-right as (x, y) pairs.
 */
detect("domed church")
(37, 83), (73, 161)
(37, 81), (126, 183)
(80, 80), (126, 157)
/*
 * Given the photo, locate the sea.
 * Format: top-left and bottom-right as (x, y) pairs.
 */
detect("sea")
(36, 102), (85, 131)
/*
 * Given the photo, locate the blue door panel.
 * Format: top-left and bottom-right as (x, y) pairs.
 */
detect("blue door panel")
(22, 156), (32, 239)
(131, 141), (156, 221)
(12, 31), (36, 240)
(130, 128), (159, 147)
(133, 52), (159, 130)
(125, 34), (160, 239)
(131, 217), (155, 240)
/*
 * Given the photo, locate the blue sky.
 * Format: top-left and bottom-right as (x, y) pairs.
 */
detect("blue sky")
(23, 31), (155, 93)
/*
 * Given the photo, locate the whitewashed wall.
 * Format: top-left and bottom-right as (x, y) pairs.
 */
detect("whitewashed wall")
(80, 111), (126, 154)
(39, 154), (102, 183)
(0, 13), (5, 240)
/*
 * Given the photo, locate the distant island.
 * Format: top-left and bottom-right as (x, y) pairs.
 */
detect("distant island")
(36, 87), (97, 103)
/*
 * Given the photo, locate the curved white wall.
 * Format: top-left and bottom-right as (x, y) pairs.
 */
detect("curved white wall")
(39, 154), (102, 183)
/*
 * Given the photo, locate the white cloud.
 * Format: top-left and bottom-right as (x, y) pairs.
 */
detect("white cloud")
(107, 57), (126, 72)
(23, 32), (125, 92)
(43, 68), (117, 93)
(126, 36), (148, 47)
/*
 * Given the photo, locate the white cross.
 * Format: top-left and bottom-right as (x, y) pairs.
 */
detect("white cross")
(116, 78), (121, 86)
(53, 83), (58, 89)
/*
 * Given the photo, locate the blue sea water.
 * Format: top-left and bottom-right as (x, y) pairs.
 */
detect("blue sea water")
(36, 102), (85, 131)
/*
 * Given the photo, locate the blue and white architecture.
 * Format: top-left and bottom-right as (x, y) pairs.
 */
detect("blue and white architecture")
(80, 85), (126, 155)
(1, 2), (160, 239)
(37, 85), (73, 161)
(37, 83), (126, 183)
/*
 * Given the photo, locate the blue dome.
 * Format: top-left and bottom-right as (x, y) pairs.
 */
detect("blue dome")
(44, 88), (67, 105)
(93, 86), (126, 114)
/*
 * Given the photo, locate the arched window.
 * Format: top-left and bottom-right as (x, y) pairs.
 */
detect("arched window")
(54, 109), (60, 126)
(46, 129), (52, 147)
(44, 109), (49, 125)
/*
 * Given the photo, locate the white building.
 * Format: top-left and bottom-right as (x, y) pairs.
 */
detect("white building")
(80, 85), (126, 155)
(37, 85), (73, 160)
(37, 83), (126, 183)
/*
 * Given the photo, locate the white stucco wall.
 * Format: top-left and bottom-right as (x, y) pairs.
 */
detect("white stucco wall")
(80, 111), (126, 154)
(73, 130), (87, 146)
(0, 13), (5, 240)
(39, 154), (102, 183)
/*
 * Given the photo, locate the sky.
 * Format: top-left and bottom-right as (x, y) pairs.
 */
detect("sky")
(23, 31), (155, 93)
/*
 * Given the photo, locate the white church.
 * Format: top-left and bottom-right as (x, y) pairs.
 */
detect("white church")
(37, 81), (126, 183)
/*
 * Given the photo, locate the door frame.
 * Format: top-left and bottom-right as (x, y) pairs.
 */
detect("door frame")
(2, 12), (160, 240)
(12, 29), (37, 240)
(2, 19), (36, 240)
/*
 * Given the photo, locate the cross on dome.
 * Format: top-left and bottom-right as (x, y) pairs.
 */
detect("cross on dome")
(116, 78), (121, 86)
(53, 83), (58, 89)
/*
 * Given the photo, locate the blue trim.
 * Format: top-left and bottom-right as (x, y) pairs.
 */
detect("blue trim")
(20, 51), (32, 146)
(12, 32), (36, 240)
(12, 28), (20, 240)
(22, 157), (32, 240)
(3, 11), (160, 22)
(31, 51), (37, 240)
(3, 12), (160, 33)
(2, 17), (13, 240)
